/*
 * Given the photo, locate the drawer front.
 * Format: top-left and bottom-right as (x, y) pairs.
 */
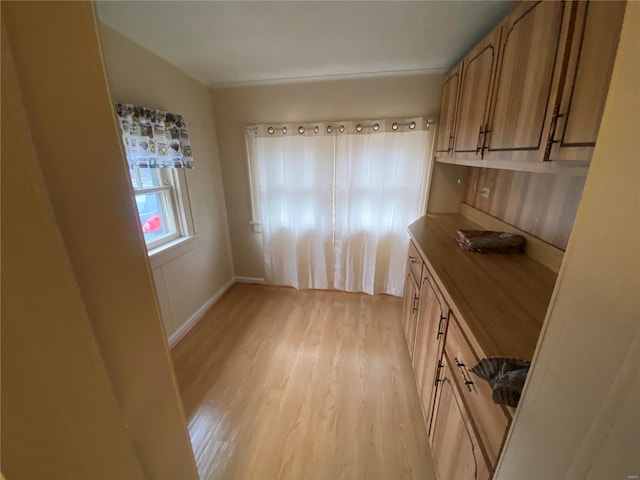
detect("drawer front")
(407, 241), (423, 285)
(445, 313), (511, 469)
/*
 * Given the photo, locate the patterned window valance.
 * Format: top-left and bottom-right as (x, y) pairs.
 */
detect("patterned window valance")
(115, 103), (193, 169)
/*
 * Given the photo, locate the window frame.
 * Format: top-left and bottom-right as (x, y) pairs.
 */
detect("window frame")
(129, 168), (195, 252)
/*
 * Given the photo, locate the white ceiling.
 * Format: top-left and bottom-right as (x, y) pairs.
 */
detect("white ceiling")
(96, 1), (515, 88)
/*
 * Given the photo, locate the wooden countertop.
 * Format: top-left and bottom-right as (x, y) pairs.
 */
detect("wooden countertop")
(409, 213), (557, 360)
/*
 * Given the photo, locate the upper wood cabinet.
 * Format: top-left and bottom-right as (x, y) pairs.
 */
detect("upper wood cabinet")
(435, 0), (624, 173)
(548, 0), (626, 161)
(453, 28), (502, 160)
(485, 0), (570, 162)
(434, 63), (462, 157)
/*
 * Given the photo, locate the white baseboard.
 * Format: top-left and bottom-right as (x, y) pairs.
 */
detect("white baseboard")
(168, 277), (235, 348)
(234, 276), (266, 284)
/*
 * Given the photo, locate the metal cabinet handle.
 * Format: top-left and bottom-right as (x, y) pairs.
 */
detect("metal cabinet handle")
(447, 134), (454, 153)
(434, 360), (444, 386)
(475, 125), (484, 155)
(545, 104), (565, 155)
(480, 124), (491, 158)
(412, 294), (419, 313)
(455, 357), (474, 391)
(436, 313), (446, 339)
(408, 255), (418, 265)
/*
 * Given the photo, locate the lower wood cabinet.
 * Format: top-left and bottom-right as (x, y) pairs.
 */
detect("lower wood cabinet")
(412, 274), (449, 433)
(402, 239), (514, 479)
(431, 351), (492, 480)
(446, 314), (511, 468)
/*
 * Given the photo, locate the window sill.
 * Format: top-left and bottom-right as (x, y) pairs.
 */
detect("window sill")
(148, 235), (197, 269)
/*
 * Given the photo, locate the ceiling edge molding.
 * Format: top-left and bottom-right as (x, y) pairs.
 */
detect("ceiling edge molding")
(209, 68), (448, 89)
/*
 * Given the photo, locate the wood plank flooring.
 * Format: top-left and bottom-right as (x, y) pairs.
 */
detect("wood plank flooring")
(171, 284), (437, 479)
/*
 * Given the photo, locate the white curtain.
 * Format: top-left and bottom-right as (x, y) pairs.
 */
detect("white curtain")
(256, 134), (334, 290)
(252, 119), (431, 296)
(334, 131), (428, 296)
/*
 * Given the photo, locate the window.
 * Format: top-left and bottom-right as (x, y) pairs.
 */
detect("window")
(114, 103), (196, 254)
(128, 168), (193, 251)
(244, 118), (434, 295)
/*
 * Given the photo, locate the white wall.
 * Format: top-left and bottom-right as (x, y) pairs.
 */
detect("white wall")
(98, 25), (234, 341)
(211, 75), (443, 279)
(496, 2), (640, 477)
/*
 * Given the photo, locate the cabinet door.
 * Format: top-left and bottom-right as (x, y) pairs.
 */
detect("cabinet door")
(412, 274), (448, 433)
(454, 28), (502, 159)
(446, 313), (511, 469)
(430, 352), (491, 480)
(435, 63), (462, 157)
(549, 0), (626, 162)
(401, 270), (419, 358)
(486, 0), (569, 160)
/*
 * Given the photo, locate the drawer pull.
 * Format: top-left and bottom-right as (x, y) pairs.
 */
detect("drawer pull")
(436, 313), (447, 339)
(408, 255), (418, 265)
(455, 357), (475, 391)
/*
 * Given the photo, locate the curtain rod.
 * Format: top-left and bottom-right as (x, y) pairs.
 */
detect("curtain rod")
(245, 119), (435, 134)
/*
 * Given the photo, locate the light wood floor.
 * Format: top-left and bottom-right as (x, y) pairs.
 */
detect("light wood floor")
(171, 284), (437, 479)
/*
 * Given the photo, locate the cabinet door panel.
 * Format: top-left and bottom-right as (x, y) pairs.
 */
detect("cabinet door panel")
(550, 0), (625, 161)
(401, 270), (419, 357)
(435, 65), (462, 155)
(454, 28), (501, 156)
(431, 352), (491, 480)
(488, 0), (565, 152)
(412, 275), (448, 432)
(446, 314), (511, 469)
